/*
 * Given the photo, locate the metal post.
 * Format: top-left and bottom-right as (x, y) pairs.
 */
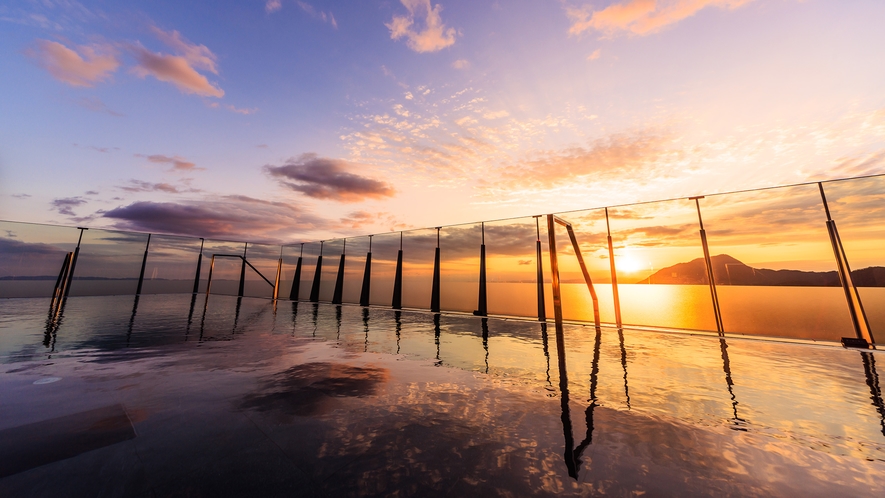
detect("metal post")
(50, 252), (72, 307)
(819, 183), (874, 345)
(192, 238), (204, 294)
(310, 241), (324, 302)
(431, 227), (441, 313)
(238, 242), (247, 297)
(605, 208), (623, 329)
(392, 233), (403, 309)
(564, 223), (601, 329)
(332, 239), (346, 304)
(289, 243), (303, 301)
(205, 255), (216, 296)
(136, 233), (151, 295)
(547, 215), (564, 327)
(273, 246), (283, 300)
(691, 196), (724, 333)
(534, 216), (546, 322)
(474, 223), (488, 316)
(360, 236), (372, 307)
(63, 228), (87, 298)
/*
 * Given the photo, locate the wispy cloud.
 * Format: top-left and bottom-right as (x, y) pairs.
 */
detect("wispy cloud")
(75, 96), (124, 116)
(387, 0), (457, 53)
(118, 180), (201, 194)
(51, 197), (87, 216)
(265, 154), (395, 202)
(297, 1), (337, 28)
(567, 0), (754, 37)
(102, 196), (326, 242)
(207, 102), (258, 114)
(265, 0), (282, 14)
(451, 59), (469, 69)
(587, 48), (601, 61)
(130, 27), (223, 98)
(339, 211), (409, 231)
(136, 154), (204, 172)
(25, 40), (119, 87)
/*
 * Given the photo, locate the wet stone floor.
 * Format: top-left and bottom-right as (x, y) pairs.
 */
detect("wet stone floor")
(1, 294), (884, 497)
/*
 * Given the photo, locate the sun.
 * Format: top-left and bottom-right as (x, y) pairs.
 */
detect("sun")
(616, 254), (643, 273)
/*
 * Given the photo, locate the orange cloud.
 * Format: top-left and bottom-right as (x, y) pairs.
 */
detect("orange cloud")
(130, 47), (224, 97)
(387, 0), (457, 53)
(136, 153), (204, 172)
(567, 0), (754, 37)
(25, 40), (119, 87)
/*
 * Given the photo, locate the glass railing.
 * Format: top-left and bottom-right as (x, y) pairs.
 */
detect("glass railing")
(2, 175), (884, 344)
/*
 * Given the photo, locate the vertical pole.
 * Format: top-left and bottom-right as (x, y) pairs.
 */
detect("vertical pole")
(63, 228), (86, 298)
(205, 255), (216, 296)
(135, 233), (151, 295)
(819, 183), (874, 344)
(238, 242), (247, 297)
(192, 238), (204, 294)
(692, 197), (724, 333)
(475, 223), (488, 316)
(332, 239), (346, 304)
(392, 233), (403, 309)
(310, 241), (324, 302)
(431, 228), (441, 313)
(360, 236), (372, 307)
(289, 243), (303, 301)
(534, 216), (547, 322)
(547, 215), (564, 327)
(51, 253), (71, 307)
(273, 246), (283, 301)
(606, 208), (623, 329)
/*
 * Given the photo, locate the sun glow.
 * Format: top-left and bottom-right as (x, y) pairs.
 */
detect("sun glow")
(616, 254), (643, 273)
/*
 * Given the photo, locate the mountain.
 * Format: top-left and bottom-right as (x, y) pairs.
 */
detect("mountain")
(635, 254), (885, 287)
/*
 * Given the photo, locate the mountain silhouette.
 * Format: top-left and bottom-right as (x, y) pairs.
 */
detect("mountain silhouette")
(635, 254), (885, 287)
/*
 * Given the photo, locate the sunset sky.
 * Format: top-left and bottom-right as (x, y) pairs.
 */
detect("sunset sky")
(1, 0), (884, 243)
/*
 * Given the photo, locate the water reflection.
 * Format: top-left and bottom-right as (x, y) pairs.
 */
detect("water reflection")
(860, 352), (885, 436)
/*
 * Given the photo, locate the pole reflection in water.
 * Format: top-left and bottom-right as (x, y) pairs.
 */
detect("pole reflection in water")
(541, 323), (551, 388)
(434, 313), (441, 366)
(860, 352), (885, 436)
(395, 311), (402, 354)
(618, 329), (631, 409)
(290, 300), (299, 335)
(482, 318), (489, 374)
(126, 295), (140, 347)
(359, 306), (366, 351)
(43, 295), (68, 354)
(185, 293), (198, 341)
(718, 336), (746, 429)
(231, 297), (243, 335)
(312, 303), (319, 337)
(554, 321), (603, 480)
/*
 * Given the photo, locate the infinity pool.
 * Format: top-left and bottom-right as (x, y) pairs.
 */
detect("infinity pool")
(1, 294), (884, 496)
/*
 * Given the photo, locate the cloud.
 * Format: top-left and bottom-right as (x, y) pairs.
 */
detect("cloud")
(51, 197), (87, 216)
(386, 0), (457, 53)
(207, 102), (258, 114)
(266, 0), (282, 13)
(830, 150), (885, 179)
(25, 39), (119, 87)
(451, 59), (469, 69)
(75, 96), (124, 116)
(499, 132), (680, 189)
(130, 46), (224, 97)
(136, 154), (204, 172)
(12, 194), (32, 199)
(129, 28), (222, 98)
(297, 1), (338, 28)
(339, 211), (409, 231)
(567, 0), (753, 37)
(587, 49), (601, 61)
(265, 154), (395, 202)
(118, 180), (200, 194)
(102, 196), (326, 242)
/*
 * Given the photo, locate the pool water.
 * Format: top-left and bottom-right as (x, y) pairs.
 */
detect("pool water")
(1, 294), (884, 496)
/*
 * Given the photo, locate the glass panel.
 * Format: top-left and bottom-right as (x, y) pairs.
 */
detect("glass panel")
(0, 221), (79, 298)
(606, 199), (716, 331)
(700, 184), (853, 340)
(242, 243), (280, 299)
(546, 209), (617, 324)
(199, 239), (248, 296)
(69, 229), (149, 297)
(439, 223), (481, 313)
(318, 239), (344, 302)
(342, 236), (370, 304)
(824, 176), (885, 341)
(368, 232), (400, 306)
(298, 241), (322, 301)
(401, 228), (436, 309)
(140, 235), (203, 295)
(484, 217), (541, 318)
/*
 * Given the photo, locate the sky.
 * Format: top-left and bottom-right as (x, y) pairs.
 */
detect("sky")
(1, 0), (884, 244)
